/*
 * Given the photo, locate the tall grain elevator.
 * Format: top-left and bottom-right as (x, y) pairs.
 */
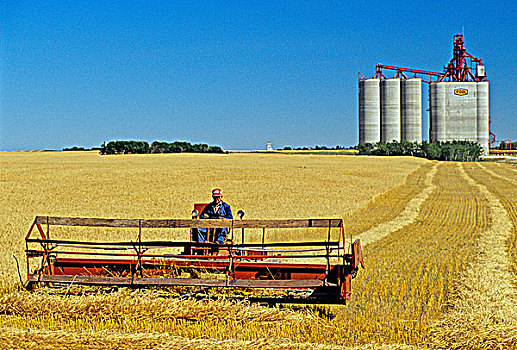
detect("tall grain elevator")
(358, 34), (490, 154)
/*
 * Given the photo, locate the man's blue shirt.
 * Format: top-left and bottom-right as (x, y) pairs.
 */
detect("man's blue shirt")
(200, 201), (233, 220)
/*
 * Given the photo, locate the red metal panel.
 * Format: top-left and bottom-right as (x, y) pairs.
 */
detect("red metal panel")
(341, 274), (352, 300)
(193, 203), (209, 217)
(351, 239), (364, 269)
(29, 274), (326, 289)
(52, 257), (332, 270)
(50, 257), (333, 281)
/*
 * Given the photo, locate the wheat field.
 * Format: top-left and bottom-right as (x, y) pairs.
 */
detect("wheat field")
(1, 151), (516, 349)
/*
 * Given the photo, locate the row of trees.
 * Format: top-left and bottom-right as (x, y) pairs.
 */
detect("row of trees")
(357, 140), (483, 161)
(281, 145), (347, 151)
(63, 146), (87, 151)
(100, 141), (224, 155)
(149, 141), (224, 154)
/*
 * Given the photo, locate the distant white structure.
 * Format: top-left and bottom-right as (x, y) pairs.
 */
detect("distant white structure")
(266, 142), (273, 151)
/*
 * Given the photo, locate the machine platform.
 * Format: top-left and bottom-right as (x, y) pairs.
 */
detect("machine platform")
(24, 214), (364, 304)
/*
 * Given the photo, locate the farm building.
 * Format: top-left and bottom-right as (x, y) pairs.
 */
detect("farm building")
(359, 34), (490, 154)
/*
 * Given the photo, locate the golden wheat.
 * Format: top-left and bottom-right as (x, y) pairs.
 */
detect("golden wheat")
(2, 152), (516, 348)
(0, 151), (424, 290)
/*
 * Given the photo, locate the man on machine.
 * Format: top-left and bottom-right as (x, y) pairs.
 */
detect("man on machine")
(197, 188), (233, 244)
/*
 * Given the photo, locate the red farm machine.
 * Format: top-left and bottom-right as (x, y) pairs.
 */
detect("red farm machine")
(24, 205), (364, 304)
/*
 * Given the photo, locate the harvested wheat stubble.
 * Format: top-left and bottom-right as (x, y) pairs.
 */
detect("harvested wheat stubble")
(1, 287), (343, 346)
(355, 163), (438, 247)
(333, 163), (488, 345)
(6, 153), (503, 348)
(0, 288), (319, 323)
(0, 327), (430, 350)
(429, 163), (517, 350)
(0, 328), (348, 350)
(488, 162), (517, 186)
(471, 163), (517, 277)
(343, 162), (434, 238)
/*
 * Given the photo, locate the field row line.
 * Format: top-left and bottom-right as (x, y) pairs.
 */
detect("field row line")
(476, 162), (517, 277)
(355, 163), (438, 247)
(484, 163), (517, 187)
(343, 162), (433, 238)
(339, 163), (484, 346)
(429, 163), (517, 349)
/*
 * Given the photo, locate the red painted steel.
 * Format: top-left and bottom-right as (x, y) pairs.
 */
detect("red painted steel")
(50, 257), (330, 281)
(374, 64), (442, 83)
(369, 34), (486, 84)
(26, 249), (341, 260)
(436, 34), (486, 83)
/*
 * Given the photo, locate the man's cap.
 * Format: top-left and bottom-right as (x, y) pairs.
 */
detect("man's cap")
(212, 188), (223, 197)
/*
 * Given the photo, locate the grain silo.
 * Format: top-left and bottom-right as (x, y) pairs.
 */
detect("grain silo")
(429, 82), (447, 142)
(380, 78), (401, 142)
(358, 78), (381, 144)
(358, 34), (491, 154)
(401, 78), (422, 142)
(429, 81), (489, 153)
(476, 81), (489, 154)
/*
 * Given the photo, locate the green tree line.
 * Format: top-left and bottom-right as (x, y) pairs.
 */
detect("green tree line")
(281, 145), (346, 150)
(357, 140), (482, 162)
(100, 141), (224, 155)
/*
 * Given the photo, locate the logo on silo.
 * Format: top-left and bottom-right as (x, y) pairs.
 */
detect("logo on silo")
(454, 88), (468, 96)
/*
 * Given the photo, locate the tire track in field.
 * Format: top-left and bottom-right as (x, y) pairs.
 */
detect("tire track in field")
(430, 163), (517, 349)
(354, 163), (438, 247)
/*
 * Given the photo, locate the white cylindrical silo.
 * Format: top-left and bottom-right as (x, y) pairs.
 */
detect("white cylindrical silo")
(401, 78), (422, 142)
(476, 81), (489, 155)
(358, 79), (381, 144)
(429, 82), (447, 142)
(380, 78), (401, 142)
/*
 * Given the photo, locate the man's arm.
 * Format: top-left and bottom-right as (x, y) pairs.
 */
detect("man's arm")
(223, 203), (233, 219)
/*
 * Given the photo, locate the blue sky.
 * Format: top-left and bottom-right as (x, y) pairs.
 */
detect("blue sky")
(1, 1), (516, 150)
